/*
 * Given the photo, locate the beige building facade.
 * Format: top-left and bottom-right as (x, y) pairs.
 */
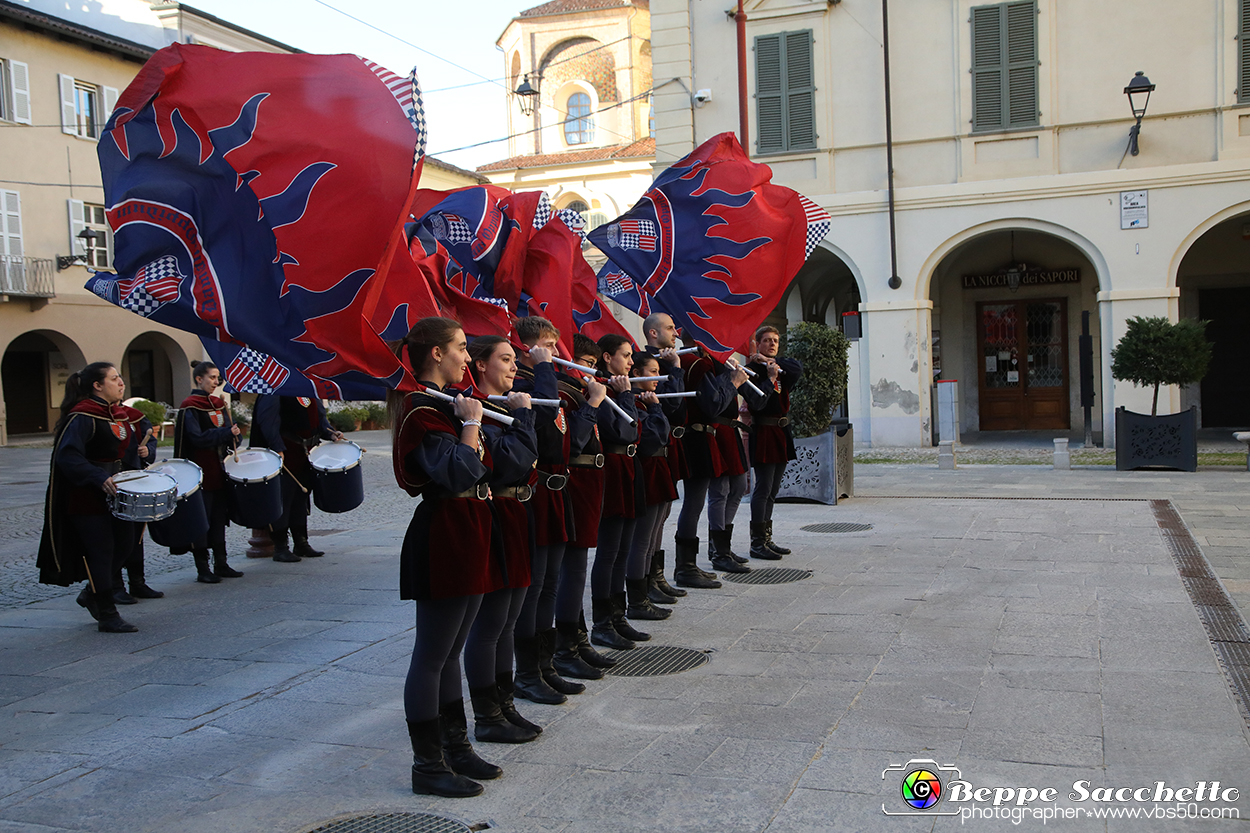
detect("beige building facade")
(0, 0), (298, 444)
(652, 0), (1250, 447)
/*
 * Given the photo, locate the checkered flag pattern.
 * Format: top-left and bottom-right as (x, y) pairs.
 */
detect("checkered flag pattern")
(600, 270), (634, 296)
(119, 255), (183, 317)
(362, 59), (427, 162)
(225, 348), (290, 394)
(555, 208), (587, 241)
(799, 196), (830, 260)
(442, 213), (474, 245)
(532, 192), (552, 230)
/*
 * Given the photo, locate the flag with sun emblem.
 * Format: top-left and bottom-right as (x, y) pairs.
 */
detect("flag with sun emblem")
(588, 132), (831, 360)
(86, 44), (427, 399)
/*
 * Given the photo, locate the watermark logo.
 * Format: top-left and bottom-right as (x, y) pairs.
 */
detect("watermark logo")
(882, 759), (962, 816)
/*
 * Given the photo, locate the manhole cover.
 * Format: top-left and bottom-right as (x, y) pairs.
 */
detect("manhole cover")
(722, 567), (813, 585)
(305, 814), (472, 833)
(800, 522), (873, 533)
(603, 645), (708, 676)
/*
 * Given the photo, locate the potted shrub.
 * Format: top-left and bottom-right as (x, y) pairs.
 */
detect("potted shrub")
(328, 406), (361, 434)
(1110, 315), (1212, 472)
(361, 402), (388, 431)
(775, 321), (853, 504)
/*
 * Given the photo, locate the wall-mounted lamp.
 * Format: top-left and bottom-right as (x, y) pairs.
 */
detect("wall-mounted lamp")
(56, 228), (103, 271)
(1124, 71), (1155, 157)
(514, 74), (540, 116)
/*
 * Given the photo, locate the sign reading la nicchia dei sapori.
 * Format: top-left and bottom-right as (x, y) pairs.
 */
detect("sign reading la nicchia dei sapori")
(962, 267), (1081, 291)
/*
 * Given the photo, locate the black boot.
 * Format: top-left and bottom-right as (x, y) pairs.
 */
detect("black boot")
(647, 551), (679, 605)
(514, 634), (566, 704)
(724, 523), (750, 563)
(626, 577), (671, 620)
(270, 529), (301, 563)
(95, 592), (137, 633)
(440, 699), (502, 780)
(652, 550), (686, 598)
(292, 535), (324, 558)
(611, 591), (650, 642)
(406, 717), (482, 797)
(553, 620), (605, 679)
(538, 628), (584, 695)
(469, 685), (538, 743)
(764, 520), (791, 556)
(709, 528), (751, 573)
(574, 612), (618, 668)
(751, 521), (782, 560)
(673, 536), (722, 589)
(212, 546), (244, 578)
(590, 596), (634, 650)
(76, 586), (100, 621)
(495, 673), (542, 735)
(112, 587), (137, 605)
(193, 547), (223, 583)
(127, 571), (164, 599)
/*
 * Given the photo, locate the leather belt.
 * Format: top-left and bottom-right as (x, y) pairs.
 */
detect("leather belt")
(686, 423), (715, 434)
(644, 447), (668, 458)
(569, 453), (605, 468)
(535, 471), (568, 490)
(670, 426), (686, 439)
(714, 416), (750, 432)
(434, 483), (490, 500)
(756, 416), (790, 427)
(603, 443), (637, 457)
(494, 485), (533, 502)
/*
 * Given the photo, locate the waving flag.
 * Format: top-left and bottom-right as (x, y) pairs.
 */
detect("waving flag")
(86, 44), (428, 399)
(588, 132), (830, 359)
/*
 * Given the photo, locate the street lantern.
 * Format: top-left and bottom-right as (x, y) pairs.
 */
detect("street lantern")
(514, 74), (539, 116)
(56, 227), (104, 271)
(1124, 71), (1155, 157)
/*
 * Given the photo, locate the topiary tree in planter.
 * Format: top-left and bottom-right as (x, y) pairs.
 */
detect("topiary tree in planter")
(1110, 316), (1212, 415)
(782, 321), (851, 438)
(1110, 316), (1212, 472)
(777, 321), (854, 504)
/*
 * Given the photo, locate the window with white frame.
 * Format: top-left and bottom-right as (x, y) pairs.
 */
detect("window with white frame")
(68, 200), (112, 269)
(59, 74), (117, 139)
(564, 92), (594, 145)
(1, 190), (24, 287)
(0, 58), (31, 124)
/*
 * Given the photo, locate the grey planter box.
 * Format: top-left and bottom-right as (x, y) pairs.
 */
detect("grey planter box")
(1115, 405), (1198, 472)
(776, 424), (854, 505)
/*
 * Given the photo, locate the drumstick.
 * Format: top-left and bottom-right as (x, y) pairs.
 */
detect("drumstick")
(281, 462), (310, 494)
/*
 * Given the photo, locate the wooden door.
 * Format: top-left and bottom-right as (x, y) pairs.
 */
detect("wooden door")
(977, 298), (1069, 430)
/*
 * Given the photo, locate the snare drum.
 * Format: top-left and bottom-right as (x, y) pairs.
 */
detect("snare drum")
(109, 470), (178, 523)
(223, 449), (283, 528)
(309, 440), (364, 513)
(146, 459), (209, 550)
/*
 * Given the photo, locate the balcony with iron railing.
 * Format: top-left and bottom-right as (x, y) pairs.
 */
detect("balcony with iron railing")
(0, 256), (56, 299)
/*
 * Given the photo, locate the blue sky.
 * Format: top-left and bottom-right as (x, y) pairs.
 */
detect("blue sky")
(189, 0), (527, 171)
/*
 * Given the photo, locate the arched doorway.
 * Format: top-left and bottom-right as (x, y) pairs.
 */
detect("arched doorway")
(927, 227), (1101, 438)
(1, 330), (86, 436)
(1176, 209), (1250, 428)
(122, 331), (189, 406)
(782, 245), (862, 327)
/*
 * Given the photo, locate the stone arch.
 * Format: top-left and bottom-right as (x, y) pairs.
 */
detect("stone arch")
(122, 330), (190, 406)
(1167, 198), (1250, 290)
(1, 329), (87, 437)
(539, 37), (617, 104)
(510, 51), (522, 92)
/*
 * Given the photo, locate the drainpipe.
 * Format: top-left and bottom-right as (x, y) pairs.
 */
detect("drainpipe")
(882, 0), (901, 290)
(737, 0), (749, 153)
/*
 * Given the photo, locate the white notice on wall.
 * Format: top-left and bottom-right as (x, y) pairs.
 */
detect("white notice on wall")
(1006, 370), (1020, 384)
(986, 356), (998, 373)
(1121, 191), (1148, 229)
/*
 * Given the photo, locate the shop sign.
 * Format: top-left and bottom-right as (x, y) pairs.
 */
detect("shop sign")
(962, 265), (1081, 292)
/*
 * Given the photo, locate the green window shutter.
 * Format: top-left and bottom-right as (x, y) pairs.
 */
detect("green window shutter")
(784, 30), (816, 149)
(972, 1), (1037, 132)
(755, 30), (816, 153)
(756, 34), (784, 153)
(1240, 0), (1250, 104)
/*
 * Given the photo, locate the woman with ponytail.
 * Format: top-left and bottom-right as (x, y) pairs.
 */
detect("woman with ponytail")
(36, 363), (146, 633)
(389, 318), (502, 798)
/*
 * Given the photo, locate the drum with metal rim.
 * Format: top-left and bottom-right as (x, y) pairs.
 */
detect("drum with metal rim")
(224, 448), (283, 528)
(146, 459), (209, 550)
(308, 440), (364, 513)
(108, 470), (178, 523)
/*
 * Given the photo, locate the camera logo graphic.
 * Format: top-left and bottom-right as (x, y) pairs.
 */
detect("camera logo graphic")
(882, 759), (961, 816)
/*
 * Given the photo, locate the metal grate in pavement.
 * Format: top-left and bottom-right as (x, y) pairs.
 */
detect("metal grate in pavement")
(603, 645), (709, 677)
(304, 814), (474, 833)
(800, 522), (873, 533)
(1150, 499), (1250, 730)
(722, 568), (813, 585)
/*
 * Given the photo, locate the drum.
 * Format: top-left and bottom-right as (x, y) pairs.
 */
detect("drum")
(109, 470), (178, 522)
(146, 459), (209, 550)
(224, 448), (283, 528)
(309, 440), (364, 513)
